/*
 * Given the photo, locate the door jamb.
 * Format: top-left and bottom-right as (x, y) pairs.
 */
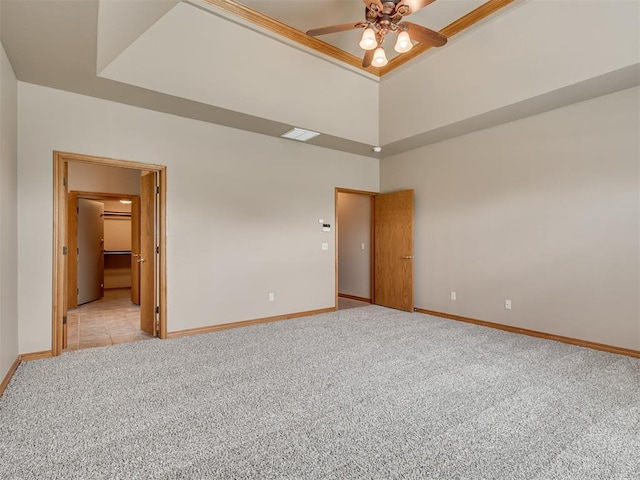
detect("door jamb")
(53, 151), (168, 356)
(335, 188), (377, 309)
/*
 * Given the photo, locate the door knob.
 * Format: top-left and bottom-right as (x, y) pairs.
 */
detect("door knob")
(402, 255), (413, 259)
(137, 257), (145, 263)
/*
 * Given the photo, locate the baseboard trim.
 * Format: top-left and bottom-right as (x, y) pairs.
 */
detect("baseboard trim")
(167, 307), (337, 339)
(338, 293), (372, 303)
(20, 350), (54, 361)
(416, 308), (640, 359)
(0, 356), (21, 397)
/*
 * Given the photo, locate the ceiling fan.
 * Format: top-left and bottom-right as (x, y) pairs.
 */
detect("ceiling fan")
(306, 0), (447, 68)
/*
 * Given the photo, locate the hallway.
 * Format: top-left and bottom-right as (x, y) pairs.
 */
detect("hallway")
(65, 289), (152, 351)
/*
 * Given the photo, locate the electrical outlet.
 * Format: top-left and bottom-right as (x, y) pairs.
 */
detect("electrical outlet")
(505, 299), (512, 310)
(450, 291), (457, 301)
(269, 293), (275, 302)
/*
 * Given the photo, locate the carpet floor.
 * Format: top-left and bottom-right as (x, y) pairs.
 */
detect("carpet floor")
(1, 306), (638, 479)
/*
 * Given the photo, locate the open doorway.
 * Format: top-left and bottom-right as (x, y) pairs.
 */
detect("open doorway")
(65, 191), (144, 351)
(336, 187), (415, 313)
(53, 152), (167, 356)
(335, 188), (376, 311)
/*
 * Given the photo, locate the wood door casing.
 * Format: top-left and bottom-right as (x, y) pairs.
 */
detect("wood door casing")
(61, 162), (69, 351)
(335, 188), (376, 305)
(53, 152), (168, 355)
(140, 172), (156, 336)
(374, 190), (414, 312)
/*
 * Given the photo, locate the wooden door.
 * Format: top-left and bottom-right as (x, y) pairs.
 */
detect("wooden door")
(139, 173), (156, 336)
(130, 196), (141, 305)
(77, 199), (104, 305)
(66, 193), (78, 309)
(374, 190), (414, 312)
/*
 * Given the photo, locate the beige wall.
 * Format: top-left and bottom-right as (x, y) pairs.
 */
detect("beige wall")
(17, 82), (379, 353)
(380, 1), (640, 145)
(337, 192), (371, 299)
(101, 2), (380, 146)
(381, 87), (640, 350)
(68, 162), (141, 195)
(103, 200), (132, 289)
(0, 34), (18, 380)
(103, 200), (132, 252)
(96, 0), (179, 72)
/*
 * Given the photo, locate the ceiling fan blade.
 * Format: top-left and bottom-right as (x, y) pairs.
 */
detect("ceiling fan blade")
(362, 49), (375, 68)
(403, 22), (447, 47)
(396, 0), (437, 16)
(306, 22), (361, 37)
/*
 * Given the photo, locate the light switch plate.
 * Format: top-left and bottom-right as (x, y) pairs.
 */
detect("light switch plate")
(321, 242), (329, 250)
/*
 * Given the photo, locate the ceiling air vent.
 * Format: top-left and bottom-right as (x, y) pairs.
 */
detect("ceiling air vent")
(281, 127), (320, 142)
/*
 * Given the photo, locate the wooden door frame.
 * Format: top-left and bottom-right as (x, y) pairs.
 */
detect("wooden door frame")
(53, 151), (168, 356)
(67, 191), (139, 310)
(334, 188), (377, 309)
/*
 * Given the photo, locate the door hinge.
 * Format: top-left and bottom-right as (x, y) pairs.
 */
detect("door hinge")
(155, 306), (159, 314)
(63, 177), (68, 187)
(63, 315), (67, 325)
(155, 186), (159, 194)
(155, 246), (159, 254)
(63, 246), (68, 255)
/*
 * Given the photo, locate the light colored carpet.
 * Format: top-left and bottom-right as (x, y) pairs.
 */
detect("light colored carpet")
(1, 306), (638, 479)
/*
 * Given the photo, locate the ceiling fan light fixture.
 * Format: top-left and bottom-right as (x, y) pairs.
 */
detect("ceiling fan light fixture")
(372, 47), (388, 67)
(394, 30), (413, 53)
(359, 28), (377, 50)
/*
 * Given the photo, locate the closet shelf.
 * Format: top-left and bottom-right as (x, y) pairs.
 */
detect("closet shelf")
(103, 211), (131, 218)
(103, 250), (132, 256)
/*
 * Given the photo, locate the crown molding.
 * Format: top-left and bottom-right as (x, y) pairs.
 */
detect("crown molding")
(199, 0), (515, 77)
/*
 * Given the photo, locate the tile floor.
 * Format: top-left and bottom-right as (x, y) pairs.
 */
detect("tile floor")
(64, 292), (366, 352)
(65, 288), (153, 351)
(338, 296), (371, 310)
